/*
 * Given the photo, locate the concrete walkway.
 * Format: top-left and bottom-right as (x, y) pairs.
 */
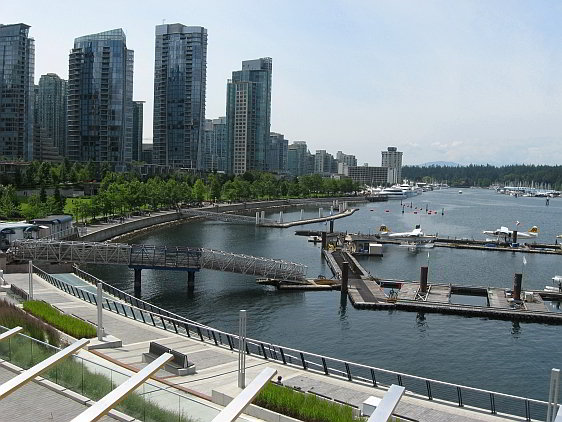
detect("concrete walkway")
(4, 272), (532, 422)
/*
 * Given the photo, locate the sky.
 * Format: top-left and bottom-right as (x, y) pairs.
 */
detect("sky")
(3, 0), (562, 166)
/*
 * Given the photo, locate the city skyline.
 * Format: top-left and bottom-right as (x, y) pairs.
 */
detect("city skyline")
(3, 0), (562, 165)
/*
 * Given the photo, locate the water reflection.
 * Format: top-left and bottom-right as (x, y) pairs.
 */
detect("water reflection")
(511, 321), (522, 337)
(416, 312), (428, 335)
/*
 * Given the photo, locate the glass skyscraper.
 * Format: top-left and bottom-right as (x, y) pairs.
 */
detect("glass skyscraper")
(153, 24), (207, 169)
(0, 23), (35, 161)
(37, 73), (67, 157)
(226, 58), (272, 175)
(67, 29), (134, 166)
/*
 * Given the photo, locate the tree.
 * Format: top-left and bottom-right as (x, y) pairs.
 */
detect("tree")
(0, 185), (19, 218)
(208, 174), (222, 201)
(39, 185), (47, 204)
(192, 179), (207, 202)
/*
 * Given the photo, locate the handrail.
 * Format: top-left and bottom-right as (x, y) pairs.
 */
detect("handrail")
(0, 338), (89, 399)
(31, 266), (550, 420)
(367, 385), (405, 422)
(70, 353), (174, 422)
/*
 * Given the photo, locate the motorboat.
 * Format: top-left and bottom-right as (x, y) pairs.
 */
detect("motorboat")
(308, 235), (322, 243)
(458, 190), (463, 194)
(379, 187), (407, 200)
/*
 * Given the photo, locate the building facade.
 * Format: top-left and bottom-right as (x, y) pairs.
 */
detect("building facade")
(381, 146), (403, 185)
(348, 166), (388, 186)
(336, 151), (357, 167)
(153, 24), (207, 169)
(314, 150), (337, 175)
(287, 141), (310, 177)
(141, 143), (153, 164)
(226, 57), (272, 175)
(268, 132), (288, 174)
(67, 29), (134, 167)
(0, 23), (35, 161)
(201, 116), (228, 172)
(36, 73), (67, 158)
(132, 101), (144, 162)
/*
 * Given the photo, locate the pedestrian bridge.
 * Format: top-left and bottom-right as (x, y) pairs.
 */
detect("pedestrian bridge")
(10, 239), (308, 281)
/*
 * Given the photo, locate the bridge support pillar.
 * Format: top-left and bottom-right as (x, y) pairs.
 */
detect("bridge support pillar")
(188, 271), (195, 290)
(329, 220), (334, 233)
(341, 261), (349, 297)
(134, 268), (142, 297)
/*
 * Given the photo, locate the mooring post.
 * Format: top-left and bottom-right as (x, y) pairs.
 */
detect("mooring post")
(513, 230), (518, 244)
(238, 310), (247, 389)
(134, 268), (142, 297)
(319, 207), (323, 218)
(321, 231), (327, 250)
(279, 211), (283, 223)
(330, 206), (334, 216)
(28, 260), (33, 300)
(300, 209), (304, 220)
(255, 211), (260, 225)
(513, 273), (523, 300)
(329, 220), (334, 233)
(260, 211), (265, 221)
(420, 266), (429, 293)
(341, 261), (349, 297)
(547, 368), (560, 422)
(97, 282), (104, 340)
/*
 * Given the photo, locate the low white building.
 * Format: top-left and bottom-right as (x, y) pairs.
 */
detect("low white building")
(0, 222), (40, 251)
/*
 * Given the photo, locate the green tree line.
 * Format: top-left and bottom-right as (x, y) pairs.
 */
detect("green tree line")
(402, 164), (562, 189)
(1, 168), (359, 222)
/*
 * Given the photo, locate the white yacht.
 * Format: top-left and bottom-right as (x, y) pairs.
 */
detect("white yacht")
(380, 186), (407, 199)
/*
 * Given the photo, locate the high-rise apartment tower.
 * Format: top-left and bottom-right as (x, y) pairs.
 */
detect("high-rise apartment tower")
(226, 58), (272, 175)
(0, 23), (35, 161)
(67, 29), (134, 166)
(153, 24), (207, 169)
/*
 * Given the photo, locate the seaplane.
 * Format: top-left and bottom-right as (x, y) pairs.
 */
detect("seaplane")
(379, 224), (436, 241)
(482, 225), (539, 242)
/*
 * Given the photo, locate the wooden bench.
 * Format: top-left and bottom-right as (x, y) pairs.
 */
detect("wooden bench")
(142, 342), (196, 376)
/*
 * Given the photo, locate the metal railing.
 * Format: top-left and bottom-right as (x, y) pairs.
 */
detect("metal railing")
(13, 239), (308, 281)
(39, 227), (80, 241)
(30, 265), (552, 421)
(0, 325), (236, 421)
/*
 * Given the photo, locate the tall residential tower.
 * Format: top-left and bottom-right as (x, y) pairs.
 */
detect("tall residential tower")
(36, 73), (67, 157)
(226, 57), (272, 175)
(0, 23), (35, 161)
(67, 29), (134, 167)
(153, 24), (207, 169)
(381, 146), (403, 185)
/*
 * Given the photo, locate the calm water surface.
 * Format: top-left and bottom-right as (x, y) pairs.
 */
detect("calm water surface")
(87, 189), (562, 400)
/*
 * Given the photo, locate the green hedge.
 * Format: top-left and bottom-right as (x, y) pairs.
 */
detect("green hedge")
(255, 382), (363, 422)
(23, 300), (97, 339)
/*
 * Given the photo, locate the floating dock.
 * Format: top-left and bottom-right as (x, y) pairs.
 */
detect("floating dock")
(321, 248), (562, 324)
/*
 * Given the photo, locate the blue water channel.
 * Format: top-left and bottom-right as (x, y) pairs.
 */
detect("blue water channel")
(85, 189), (562, 401)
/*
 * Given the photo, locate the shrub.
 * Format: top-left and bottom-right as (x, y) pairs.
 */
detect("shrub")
(0, 299), (60, 346)
(255, 382), (363, 422)
(23, 300), (97, 339)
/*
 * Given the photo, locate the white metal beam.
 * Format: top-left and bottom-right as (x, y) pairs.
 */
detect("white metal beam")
(0, 326), (23, 342)
(367, 384), (405, 422)
(0, 338), (89, 399)
(70, 352), (173, 422)
(555, 405), (562, 422)
(212, 367), (277, 422)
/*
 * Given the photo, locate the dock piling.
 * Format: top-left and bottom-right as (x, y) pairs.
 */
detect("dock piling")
(255, 212), (260, 225)
(420, 266), (428, 293)
(279, 211), (283, 223)
(341, 261), (349, 297)
(260, 211), (265, 221)
(300, 209), (304, 220)
(134, 268), (142, 297)
(321, 232), (327, 250)
(513, 273), (523, 300)
(513, 230), (518, 244)
(329, 220), (334, 233)
(319, 208), (323, 218)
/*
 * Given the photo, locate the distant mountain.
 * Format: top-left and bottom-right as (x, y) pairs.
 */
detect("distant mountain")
(417, 161), (461, 167)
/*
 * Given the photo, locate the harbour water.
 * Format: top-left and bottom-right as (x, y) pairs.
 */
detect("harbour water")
(86, 189), (562, 401)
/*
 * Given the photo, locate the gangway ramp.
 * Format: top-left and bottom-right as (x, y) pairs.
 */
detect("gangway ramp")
(11, 239), (307, 281)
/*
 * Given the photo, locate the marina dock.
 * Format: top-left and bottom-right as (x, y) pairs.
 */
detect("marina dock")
(321, 248), (562, 324)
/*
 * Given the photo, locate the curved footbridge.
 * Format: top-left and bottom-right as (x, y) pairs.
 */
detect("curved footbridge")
(11, 239), (308, 294)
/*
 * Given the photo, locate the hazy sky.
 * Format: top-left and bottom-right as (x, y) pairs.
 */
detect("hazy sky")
(4, 0), (562, 165)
